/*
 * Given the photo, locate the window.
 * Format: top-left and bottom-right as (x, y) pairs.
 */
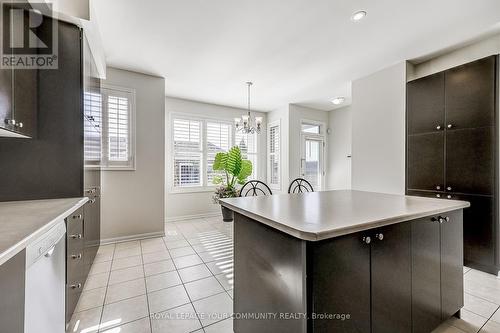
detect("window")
(173, 118), (202, 187)
(268, 121), (280, 188)
(171, 115), (259, 190)
(301, 122), (320, 134)
(84, 86), (136, 169)
(206, 121), (232, 183)
(235, 131), (257, 180)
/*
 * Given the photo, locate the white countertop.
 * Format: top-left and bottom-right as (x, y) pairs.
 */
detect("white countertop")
(0, 197), (88, 265)
(220, 190), (470, 241)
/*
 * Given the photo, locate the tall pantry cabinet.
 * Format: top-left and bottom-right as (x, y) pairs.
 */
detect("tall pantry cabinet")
(406, 55), (498, 274)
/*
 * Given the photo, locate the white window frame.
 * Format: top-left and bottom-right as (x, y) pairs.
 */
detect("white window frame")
(170, 112), (259, 194)
(101, 84), (136, 170)
(267, 119), (281, 190)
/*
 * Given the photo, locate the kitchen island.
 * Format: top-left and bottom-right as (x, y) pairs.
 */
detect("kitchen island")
(220, 190), (470, 333)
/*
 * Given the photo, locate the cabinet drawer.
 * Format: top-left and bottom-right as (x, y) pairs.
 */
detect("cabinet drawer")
(66, 278), (84, 323)
(66, 251), (84, 282)
(67, 207), (84, 234)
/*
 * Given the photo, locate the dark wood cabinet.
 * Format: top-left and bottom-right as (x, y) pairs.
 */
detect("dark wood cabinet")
(411, 210), (464, 332)
(407, 72), (445, 135)
(371, 223), (411, 333)
(0, 250), (25, 333)
(12, 69), (38, 137)
(407, 133), (445, 191)
(445, 56), (495, 130)
(0, 68), (13, 133)
(312, 233), (371, 333)
(446, 127), (494, 196)
(406, 55), (499, 274)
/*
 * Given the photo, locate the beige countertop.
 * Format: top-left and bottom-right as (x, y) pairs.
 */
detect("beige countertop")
(0, 197), (88, 265)
(220, 190), (470, 241)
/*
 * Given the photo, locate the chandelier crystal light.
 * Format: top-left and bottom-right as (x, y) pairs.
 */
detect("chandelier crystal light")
(235, 82), (262, 134)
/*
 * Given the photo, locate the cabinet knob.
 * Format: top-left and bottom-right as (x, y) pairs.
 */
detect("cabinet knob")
(15, 122), (23, 128)
(436, 125), (441, 130)
(436, 185), (441, 190)
(447, 124), (453, 129)
(446, 186), (452, 191)
(70, 283), (82, 289)
(375, 233), (384, 241)
(362, 236), (371, 244)
(5, 119), (16, 126)
(70, 234), (82, 239)
(71, 253), (82, 260)
(89, 198), (96, 204)
(447, 195), (452, 199)
(436, 194), (441, 198)
(73, 214), (82, 219)
(438, 216), (447, 224)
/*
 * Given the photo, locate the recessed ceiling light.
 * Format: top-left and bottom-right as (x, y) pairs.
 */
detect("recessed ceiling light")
(331, 97), (345, 105)
(351, 10), (367, 22)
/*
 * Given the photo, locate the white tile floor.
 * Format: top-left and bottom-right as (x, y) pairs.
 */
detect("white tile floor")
(67, 216), (500, 333)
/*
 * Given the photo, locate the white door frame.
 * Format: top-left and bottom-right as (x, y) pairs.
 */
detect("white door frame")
(300, 133), (326, 191)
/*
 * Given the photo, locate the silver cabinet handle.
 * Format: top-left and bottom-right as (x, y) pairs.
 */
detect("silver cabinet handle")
(89, 199), (96, 204)
(375, 233), (384, 241)
(362, 236), (371, 244)
(447, 124), (453, 129)
(436, 125), (441, 130)
(70, 234), (82, 239)
(72, 214), (82, 219)
(436, 194), (441, 198)
(447, 195), (452, 199)
(71, 253), (82, 260)
(5, 119), (16, 126)
(446, 186), (452, 191)
(436, 185), (441, 190)
(70, 283), (82, 289)
(15, 122), (23, 128)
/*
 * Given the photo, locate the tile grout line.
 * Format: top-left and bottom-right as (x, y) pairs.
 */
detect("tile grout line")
(140, 241), (154, 333)
(97, 243), (115, 332)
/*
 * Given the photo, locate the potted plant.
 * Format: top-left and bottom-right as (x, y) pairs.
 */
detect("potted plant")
(212, 146), (252, 222)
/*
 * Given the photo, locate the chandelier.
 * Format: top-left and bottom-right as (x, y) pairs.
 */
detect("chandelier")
(234, 82), (262, 134)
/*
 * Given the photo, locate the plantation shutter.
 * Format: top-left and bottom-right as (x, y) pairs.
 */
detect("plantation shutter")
(235, 131), (257, 179)
(269, 123), (280, 186)
(84, 91), (102, 164)
(173, 118), (203, 187)
(206, 121), (232, 184)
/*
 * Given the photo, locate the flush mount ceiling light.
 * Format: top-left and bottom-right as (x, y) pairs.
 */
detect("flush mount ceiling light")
(331, 97), (346, 105)
(351, 10), (367, 22)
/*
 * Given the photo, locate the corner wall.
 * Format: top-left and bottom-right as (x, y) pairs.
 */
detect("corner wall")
(101, 68), (166, 241)
(327, 106), (352, 190)
(351, 62), (406, 194)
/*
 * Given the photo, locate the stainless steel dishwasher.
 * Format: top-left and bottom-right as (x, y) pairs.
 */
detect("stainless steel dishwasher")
(25, 220), (66, 333)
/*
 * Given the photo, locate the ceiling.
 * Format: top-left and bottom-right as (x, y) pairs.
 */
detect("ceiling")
(92, 0), (500, 111)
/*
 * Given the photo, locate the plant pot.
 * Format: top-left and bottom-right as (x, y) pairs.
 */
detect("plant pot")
(221, 205), (234, 222)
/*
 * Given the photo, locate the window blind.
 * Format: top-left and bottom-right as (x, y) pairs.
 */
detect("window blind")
(206, 121), (231, 184)
(107, 95), (129, 162)
(84, 91), (102, 163)
(269, 123), (280, 186)
(173, 119), (202, 187)
(235, 131), (257, 179)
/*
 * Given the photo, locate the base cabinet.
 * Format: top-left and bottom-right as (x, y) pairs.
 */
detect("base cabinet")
(0, 250), (25, 333)
(411, 210), (464, 333)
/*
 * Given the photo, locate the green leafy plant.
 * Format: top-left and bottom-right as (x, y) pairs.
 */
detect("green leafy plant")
(212, 146), (252, 203)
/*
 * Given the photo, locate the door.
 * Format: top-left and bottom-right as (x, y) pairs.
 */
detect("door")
(446, 127), (494, 195)
(445, 56), (495, 130)
(411, 216), (442, 333)
(301, 135), (324, 190)
(407, 133), (445, 191)
(440, 210), (464, 319)
(312, 233), (371, 333)
(407, 72), (445, 135)
(371, 222), (412, 333)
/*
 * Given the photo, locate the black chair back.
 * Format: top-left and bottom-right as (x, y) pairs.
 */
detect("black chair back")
(239, 180), (273, 197)
(288, 178), (314, 194)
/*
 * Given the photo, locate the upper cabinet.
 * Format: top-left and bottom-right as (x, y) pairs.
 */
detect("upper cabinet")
(407, 72), (445, 135)
(0, 5), (38, 138)
(445, 56), (495, 130)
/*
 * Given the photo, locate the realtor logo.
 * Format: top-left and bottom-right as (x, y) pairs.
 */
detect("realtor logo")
(0, 1), (58, 69)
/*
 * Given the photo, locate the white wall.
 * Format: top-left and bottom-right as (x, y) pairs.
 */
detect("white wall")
(351, 62), (406, 195)
(165, 97), (267, 221)
(266, 106), (289, 193)
(327, 106), (352, 190)
(101, 68), (165, 241)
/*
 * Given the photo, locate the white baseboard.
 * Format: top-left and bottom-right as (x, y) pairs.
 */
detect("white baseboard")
(166, 212), (222, 223)
(100, 231), (165, 245)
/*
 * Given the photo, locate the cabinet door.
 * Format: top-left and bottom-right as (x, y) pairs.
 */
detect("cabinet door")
(407, 72), (445, 135)
(0, 68), (13, 132)
(13, 69), (37, 137)
(371, 222), (412, 333)
(312, 233), (371, 333)
(411, 216), (441, 333)
(83, 195), (100, 277)
(407, 133), (444, 191)
(445, 56), (495, 130)
(446, 127), (494, 195)
(440, 210), (464, 319)
(0, 250), (25, 333)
